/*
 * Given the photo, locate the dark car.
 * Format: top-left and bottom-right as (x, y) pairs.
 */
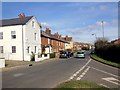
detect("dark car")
(59, 51), (70, 58)
(90, 50), (95, 54)
(68, 51), (73, 57)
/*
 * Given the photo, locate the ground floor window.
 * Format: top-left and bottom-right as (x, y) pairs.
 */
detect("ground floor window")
(12, 46), (16, 53)
(0, 46), (3, 53)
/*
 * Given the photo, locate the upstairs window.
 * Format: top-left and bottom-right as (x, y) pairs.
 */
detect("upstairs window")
(0, 32), (3, 39)
(12, 46), (16, 53)
(32, 21), (35, 28)
(0, 46), (3, 53)
(11, 31), (16, 39)
(34, 33), (37, 40)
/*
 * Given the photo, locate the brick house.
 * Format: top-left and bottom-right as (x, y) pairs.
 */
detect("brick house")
(41, 28), (67, 54)
(111, 38), (120, 45)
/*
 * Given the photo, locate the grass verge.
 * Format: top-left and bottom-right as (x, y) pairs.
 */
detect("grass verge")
(54, 80), (110, 90)
(90, 54), (120, 68)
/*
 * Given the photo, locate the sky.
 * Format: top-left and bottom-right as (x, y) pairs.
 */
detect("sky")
(2, 2), (118, 44)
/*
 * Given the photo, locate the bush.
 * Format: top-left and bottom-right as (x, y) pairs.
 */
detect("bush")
(94, 38), (120, 64)
(50, 53), (55, 58)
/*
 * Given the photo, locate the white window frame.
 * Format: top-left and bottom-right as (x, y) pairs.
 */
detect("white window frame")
(0, 46), (3, 53)
(27, 46), (30, 54)
(12, 46), (16, 53)
(48, 38), (50, 44)
(34, 33), (37, 41)
(0, 32), (3, 39)
(11, 31), (16, 39)
(32, 21), (35, 28)
(35, 46), (37, 53)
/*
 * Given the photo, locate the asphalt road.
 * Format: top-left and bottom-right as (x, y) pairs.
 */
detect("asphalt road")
(2, 51), (120, 89)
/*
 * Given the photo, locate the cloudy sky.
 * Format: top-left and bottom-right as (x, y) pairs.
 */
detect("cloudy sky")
(2, 2), (118, 44)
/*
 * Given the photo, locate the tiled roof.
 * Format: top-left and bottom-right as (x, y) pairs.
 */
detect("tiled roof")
(0, 16), (33, 27)
(41, 30), (68, 43)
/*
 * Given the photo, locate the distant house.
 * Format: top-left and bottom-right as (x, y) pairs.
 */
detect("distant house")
(0, 14), (41, 61)
(62, 35), (73, 51)
(111, 38), (120, 45)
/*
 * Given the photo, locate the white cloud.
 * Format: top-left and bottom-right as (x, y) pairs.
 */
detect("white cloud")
(99, 5), (108, 10)
(41, 22), (50, 28)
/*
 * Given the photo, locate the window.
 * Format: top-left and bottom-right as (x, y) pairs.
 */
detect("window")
(12, 46), (16, 53)
(35, 46), (37, 53)
(34, 33), (37, 40)
(11, 31), (16, 39)
(0, 32), (3, 39)
(32, 21), (35, 28)
(48, 38), (50, 44)
(27, 46), (30, 53)
(0, 46), (3, 53)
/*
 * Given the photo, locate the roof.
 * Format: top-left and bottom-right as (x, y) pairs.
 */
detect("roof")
(0, 16), (33, 27)
(41, 30), (69, 43)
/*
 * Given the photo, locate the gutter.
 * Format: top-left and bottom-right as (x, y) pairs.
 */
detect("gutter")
(22, 25), (24, 61)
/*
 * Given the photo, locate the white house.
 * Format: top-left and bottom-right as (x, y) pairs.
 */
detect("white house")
(0, 14), (41, 61)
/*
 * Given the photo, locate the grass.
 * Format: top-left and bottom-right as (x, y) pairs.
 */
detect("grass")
(54, 80), (110, 90)
(90, 54), (120, 68)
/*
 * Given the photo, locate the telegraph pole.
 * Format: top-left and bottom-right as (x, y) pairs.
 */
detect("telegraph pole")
(101, 21), (104, 38)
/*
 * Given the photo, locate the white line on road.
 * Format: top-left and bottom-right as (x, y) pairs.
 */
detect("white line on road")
(91, 59), (119, 70)
(90, 67), (119, 78)
(102, 77), (120, 86)
(68, 59), (92, 80)
(13, 73), (24, 77)
(99, 84), (110, 88)
(76, 66), (90, 80)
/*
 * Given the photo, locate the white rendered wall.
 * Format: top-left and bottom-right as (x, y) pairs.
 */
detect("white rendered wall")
(0, 25), (23, 61)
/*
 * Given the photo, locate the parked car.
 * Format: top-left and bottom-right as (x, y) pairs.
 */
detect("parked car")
(59, 51), (70, 58)
(68, 51), (73, 57)
(76, 51), (85, 58)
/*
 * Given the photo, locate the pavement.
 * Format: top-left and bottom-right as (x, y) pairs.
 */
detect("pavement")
(1, 58), (59, 72)
(2, 51), (120, 89)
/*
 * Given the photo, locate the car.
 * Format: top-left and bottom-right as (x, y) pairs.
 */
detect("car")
(90, 50), (95, 54)
(59, 51), (70, 58)
(76, 51), (85, 58)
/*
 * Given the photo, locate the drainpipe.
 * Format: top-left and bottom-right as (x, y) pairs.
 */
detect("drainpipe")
(22, 25), (24, 61)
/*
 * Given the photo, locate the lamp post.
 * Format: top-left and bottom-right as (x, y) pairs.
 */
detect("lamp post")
(101, 21), (104, 38)
(92, 33), (97, 40)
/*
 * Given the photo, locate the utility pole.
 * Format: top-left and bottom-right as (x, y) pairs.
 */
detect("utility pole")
(101, 21), (104, 38)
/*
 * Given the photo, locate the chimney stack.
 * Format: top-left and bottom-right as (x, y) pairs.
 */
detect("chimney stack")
(45, 28), (51, 34)
(18, 13), (25, 18)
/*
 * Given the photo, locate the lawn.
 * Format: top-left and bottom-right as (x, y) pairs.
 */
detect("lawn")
(90, 54), (120, 68)
(54, 80), (110, 90)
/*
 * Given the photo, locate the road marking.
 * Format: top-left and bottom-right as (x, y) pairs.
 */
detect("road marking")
(69, 59), (91, 80)
(102, 77), (120, 86)
(91, 59), (119, 70)
(76, 66), (90, 80)
(13, 73), (24, 77)
(91, 67), (118, 78)
(99, 84), (110, 88)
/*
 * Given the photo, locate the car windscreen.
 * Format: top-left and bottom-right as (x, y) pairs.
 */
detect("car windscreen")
(77, 52), (84, 54)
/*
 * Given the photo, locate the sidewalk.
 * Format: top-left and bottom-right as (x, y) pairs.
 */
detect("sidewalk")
(1, 58), (59, 71)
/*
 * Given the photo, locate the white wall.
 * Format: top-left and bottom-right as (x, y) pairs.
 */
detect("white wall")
(24, 17), (41, 61)
(0, 25), (23, 61)
(0, 16), (42, 61)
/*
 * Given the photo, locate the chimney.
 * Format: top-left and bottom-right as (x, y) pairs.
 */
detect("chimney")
(65, 35), (68, 41)
(18, 13), (25, 18)
(45, 28), (51, 34)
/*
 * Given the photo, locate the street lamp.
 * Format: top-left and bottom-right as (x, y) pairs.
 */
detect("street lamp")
(101, 21), (104, 38)
(92, 33), (97, 40)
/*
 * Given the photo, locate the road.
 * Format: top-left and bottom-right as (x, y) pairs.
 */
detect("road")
(2, 51), (120, 89)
